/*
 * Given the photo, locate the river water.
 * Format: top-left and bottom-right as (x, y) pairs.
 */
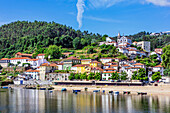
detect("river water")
(0, 89), (170, 113)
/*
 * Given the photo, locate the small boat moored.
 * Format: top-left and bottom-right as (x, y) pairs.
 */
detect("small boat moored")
(73, 90), (81, 93)
(93, 90), (100, 93)
(137, 92), (147, 95)
(114, 91), (119, 95)
(40, 88), (46, 90)
(61, 88), (67, 91)
(109, 91), (113, 93)
(123, 91), (131, 95)
(2, 86), (8, 89)
(102, 90), (105, 93)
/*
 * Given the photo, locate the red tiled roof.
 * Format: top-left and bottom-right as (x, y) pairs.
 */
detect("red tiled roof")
(16, 52), (32, 56)
(105, 68), (116, 70)
(28, 59), (39, 61)
(154, 65), (163, 68)
(133, 63), (144, 66)
(57, 63), (63, 65)
(38, 54), (45, 56)
(123, 64), (130, 67)
(25, 69), (40, 72)
(110, 65), (118, 67)
(1, 58), (9, 60)
(66, 56), (80, 60)
(41, 63), (49, 66)
(103, 71), (120, 74)
(126, 67), (141, 69)
(10, 57), (31, 60)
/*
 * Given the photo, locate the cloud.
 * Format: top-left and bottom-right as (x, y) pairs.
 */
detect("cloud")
(76, 0), (85, 28)
(145, 0), (170, 6)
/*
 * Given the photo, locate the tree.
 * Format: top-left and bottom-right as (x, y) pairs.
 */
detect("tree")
(80, 73), (87, 80)
(45, 45), (61, 59)
(94, 72), (101, 80)
(87, 47), (96, 54)
(132, 71), (138, 80)
(151, 72), (161, 81)
(163, 69), (170, 77)
(162, 45), (170, 69)
(120, 71), (128, 80)
(87, 72), (94, 80)
(74, 73), (80, 79)
(109, 72), (119, 80)
(73, 37), (81, 49)
(68, 73), (75, 80)
(137, 68), (148, 81)
(17, 61), (21, 66)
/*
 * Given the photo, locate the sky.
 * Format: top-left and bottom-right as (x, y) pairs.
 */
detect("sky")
(0, 0), (170, 36)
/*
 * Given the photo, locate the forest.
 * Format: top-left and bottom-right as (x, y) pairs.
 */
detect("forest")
(0, 21), (169, 59)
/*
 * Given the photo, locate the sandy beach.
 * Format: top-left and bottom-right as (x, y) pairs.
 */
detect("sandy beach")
(52, 84), (170, 96)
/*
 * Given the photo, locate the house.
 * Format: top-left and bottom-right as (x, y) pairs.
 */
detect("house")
(154, 48), (163, 55)
(134, 41), (150, 52)
(106, 37), (115, 42)
(152, 64), (164, 75)
(100, 58), (113, 64)
(39, 63), (58, 81)
(15, 52), (32, 58)
(133, 63), (145, 68)
(71, 64), (90, 74)
(10, 57), (31, 67)
(90, 67), (103, 74)
(99, 41), (117, 46)
(150, 52), (162, 61)
(57, 63), (63, 70)
(27, 58), (48, 69)
(0, 58), (10, 68)
(125, 67), (141, 79)
(118, 47), (128, 54)
(90, 61), (102, 68)
(81, 59), (92, 65)
(36, 54), (45, 59)
(104, 68), (116, 72)
(110, 65), (119, 71)
(63, 56), (81, 70)
(102, 71), (120, 81)
(24, 69), (40, 80)
(46, 72), (70, 81)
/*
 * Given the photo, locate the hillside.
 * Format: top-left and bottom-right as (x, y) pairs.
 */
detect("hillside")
(0, 21), (103, 58)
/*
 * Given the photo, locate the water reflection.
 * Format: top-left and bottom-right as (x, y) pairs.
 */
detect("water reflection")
(0, 89), (170, 113)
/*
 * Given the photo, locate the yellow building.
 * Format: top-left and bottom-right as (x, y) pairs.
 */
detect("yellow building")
(72, 64), (90, 74)
(90, 61), (102, 68)
(81, 59), (92, 65)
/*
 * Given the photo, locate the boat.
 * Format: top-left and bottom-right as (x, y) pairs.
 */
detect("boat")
(123, 91), (131, 95)
(93, 90), (100, 93)
(49, 91), (53, 93)
(72, 90), (81, 93)
(102, 90), (105, 93)
(40, 88), (46, 90)
(109, 91), (113, 93)
(137, 92), (147, 95)
(2, 86), (8, 89)
(61, 88), (67, 91)
(114, 91), (119, 95)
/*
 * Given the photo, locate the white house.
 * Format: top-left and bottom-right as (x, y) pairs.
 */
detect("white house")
(100, 58), (113, 64)
(133, 63), (145, 68)
(24, 69), (40, 80)
(57, 63), (63, 70)
(36, 54), (45, 59)
(102, 71), (120, 81)
(27, 58), (48, 69)
(106, 37), (115, 42)
(152, 64), (164, 75)
(10, 57), (31, 67)
(118, 48), (128, 54)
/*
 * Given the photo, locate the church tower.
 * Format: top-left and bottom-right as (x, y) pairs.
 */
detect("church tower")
(118, 32), (121, 39)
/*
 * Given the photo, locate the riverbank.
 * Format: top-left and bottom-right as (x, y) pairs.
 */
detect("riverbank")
(52, 84), (170, 96)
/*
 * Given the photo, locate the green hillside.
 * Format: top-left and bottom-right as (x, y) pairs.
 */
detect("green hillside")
(0, 21), (103, 58)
